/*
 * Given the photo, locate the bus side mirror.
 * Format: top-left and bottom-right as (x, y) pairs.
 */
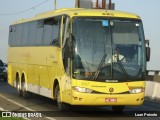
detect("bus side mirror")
(145, 40), (150, 62)
(146, 47), (150, 62)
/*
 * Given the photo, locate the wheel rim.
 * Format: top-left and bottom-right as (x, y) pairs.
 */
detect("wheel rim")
(16, 79), (22, 96)
(17, 82), (20, 92)
(17, 81), (21, 92)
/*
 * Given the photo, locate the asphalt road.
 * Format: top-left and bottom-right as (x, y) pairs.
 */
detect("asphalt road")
(0, 81), (160, 120)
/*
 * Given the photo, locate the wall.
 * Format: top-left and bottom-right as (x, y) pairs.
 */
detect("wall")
(145, 81), (160, 101)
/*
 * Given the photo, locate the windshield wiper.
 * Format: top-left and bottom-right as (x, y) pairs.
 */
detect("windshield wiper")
(93, 54), (107, 80)
(114, 50), (129, 80)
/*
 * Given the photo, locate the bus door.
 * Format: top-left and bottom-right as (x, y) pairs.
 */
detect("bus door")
(62, 16), (72, 102)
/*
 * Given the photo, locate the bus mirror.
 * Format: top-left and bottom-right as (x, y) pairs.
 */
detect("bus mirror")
(146, 47), (150, 62)
(145, 40), (150, 62)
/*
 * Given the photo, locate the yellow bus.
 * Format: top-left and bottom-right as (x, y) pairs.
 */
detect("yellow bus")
(8, 7), (150, 111)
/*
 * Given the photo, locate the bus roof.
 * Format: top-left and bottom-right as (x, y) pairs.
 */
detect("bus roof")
(13, 8), (140, 25)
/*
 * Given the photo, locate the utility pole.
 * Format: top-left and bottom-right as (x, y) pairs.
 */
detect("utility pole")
(54, 0), (56, 10)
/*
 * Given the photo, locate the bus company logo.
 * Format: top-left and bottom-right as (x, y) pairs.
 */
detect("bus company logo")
(109, 87), (114, 93)
(2, 112), (11, 117)
(1, 112), (42, 118)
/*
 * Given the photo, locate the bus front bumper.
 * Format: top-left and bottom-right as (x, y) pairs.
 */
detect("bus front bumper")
(71, 91), (144, 106)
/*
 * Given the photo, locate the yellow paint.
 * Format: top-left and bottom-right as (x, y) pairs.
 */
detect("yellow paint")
(8, 8), (144, 106)
(13, 8), (140, 25)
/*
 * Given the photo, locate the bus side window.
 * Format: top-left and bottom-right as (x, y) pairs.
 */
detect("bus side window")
(35, 20), (44, 46)
(22, 23), (29, 46)
(28, 22), (36, 46)
(9, 25), (16, 47)
(43, 17), (61, 46)
(51, 17), (61, 46)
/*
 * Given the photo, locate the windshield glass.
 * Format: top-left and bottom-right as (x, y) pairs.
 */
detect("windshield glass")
(72, 17), (146, 82)
(111, 20), (146, 80)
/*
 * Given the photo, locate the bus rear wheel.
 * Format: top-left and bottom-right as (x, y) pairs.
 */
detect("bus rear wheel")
(21, 77), (32, 99)
(112, 106), (125, 112)
(55, 85), (68, 111)
(16, 76), (22, 97)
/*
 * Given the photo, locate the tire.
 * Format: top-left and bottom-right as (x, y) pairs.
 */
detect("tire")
(21, 77), (32, 99)
(55, 85), (68, 111)
(16, 76), (22, 97)
(112, 106), (125, 112)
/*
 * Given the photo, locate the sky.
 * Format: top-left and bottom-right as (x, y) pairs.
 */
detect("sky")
(0, 0), (160, 70)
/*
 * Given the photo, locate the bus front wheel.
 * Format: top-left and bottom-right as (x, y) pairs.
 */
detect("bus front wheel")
(55, 85), (68, 111)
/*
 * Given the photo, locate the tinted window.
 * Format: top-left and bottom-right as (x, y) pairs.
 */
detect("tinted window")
(43, 19), (54, 45)
(52, 17), (61, 46)
(36, 20), (43, 45)
(9, 25), (16, 46)
(15, 24), (22, 46)
(28, 22), (36, 45)
(22, 23), (29, 46)
(43, 17), (61, 46)
(9, 16), (62, 47)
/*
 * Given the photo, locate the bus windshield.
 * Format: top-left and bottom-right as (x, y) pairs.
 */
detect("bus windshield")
(72, 17), (146, 82)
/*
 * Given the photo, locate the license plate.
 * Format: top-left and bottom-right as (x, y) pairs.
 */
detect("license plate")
(105, 98), (117, 102)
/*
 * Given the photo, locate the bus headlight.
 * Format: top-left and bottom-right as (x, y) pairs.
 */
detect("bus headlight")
(129, 88), (144, 94)
(73, 86), (93, 93)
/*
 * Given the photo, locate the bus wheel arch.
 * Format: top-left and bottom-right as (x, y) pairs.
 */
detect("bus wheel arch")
(53, 79), (59, 100)
(21, 73), (32, 99)
(54, 79), (68, 111)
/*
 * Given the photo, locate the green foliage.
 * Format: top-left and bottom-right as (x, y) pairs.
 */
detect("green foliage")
(0, 117), (24, 120)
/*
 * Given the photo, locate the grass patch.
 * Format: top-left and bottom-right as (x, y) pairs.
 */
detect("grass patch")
(0, 117), (24, 120)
